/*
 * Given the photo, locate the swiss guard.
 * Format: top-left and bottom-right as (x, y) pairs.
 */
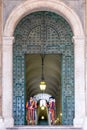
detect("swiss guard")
(26, 97), (37, 125)
(49, 97), (56, 125)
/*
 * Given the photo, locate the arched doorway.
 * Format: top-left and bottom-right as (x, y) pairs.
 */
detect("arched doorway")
(13, 11), (74, 125)
(2, 0), (85, 128)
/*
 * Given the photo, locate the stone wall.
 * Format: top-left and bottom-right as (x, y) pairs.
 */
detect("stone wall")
(0, 0), (3, 117)
(1, 0), (87, 128)
(86, 0), (87, 48)
(85, 0), (87, 116)
(3, 0), (85, 28)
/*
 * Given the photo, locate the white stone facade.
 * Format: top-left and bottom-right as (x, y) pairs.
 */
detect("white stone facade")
(0, 0), (87, 130)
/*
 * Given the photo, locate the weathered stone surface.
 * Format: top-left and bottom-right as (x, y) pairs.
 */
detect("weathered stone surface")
(3, 0), (85, 27)
(1, 0), (87, 129)
(0, 0), (3, 117)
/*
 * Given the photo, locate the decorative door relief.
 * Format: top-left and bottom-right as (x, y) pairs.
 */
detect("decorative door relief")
(13, 11), (74, 125)
(13, 54), (25, 125)
(62, 46), (74, 125)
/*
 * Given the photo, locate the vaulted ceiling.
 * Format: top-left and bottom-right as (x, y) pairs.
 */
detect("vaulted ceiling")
(25, 54), (62, 100)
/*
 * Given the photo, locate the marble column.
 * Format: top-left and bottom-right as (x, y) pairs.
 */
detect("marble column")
(0, 0), (4, 129)
(85, 0), (87, 112)
(73, 36), (86, 127)
(2, 36), (14, 127)
(0, 0), (2, 116)
(83, 1), (87, 130)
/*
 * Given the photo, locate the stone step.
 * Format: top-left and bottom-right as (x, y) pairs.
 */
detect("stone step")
(7, 126), (82, 130)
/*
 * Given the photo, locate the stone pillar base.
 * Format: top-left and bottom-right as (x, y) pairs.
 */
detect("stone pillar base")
(73, 117), (84, 127)
(0, 117), (6, 130)
(83, 117), (87, 130)
(4, 117), (14, 128)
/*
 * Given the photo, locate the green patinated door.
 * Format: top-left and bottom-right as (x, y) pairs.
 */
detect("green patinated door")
(13, 11), (74, 125)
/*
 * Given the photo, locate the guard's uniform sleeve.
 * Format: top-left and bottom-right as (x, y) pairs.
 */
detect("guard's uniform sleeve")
(26, 101), (28, 109)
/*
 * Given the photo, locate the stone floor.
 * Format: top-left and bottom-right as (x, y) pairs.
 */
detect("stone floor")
(6, 126), (82, 130)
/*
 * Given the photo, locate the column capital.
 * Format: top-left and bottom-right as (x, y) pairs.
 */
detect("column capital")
(72, 35), (85, 44)
(73, 35), (85, 39)
(3, 36), (14, 45)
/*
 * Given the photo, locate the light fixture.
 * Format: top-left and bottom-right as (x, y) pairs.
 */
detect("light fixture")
(40, 54), (46, 91)
(60, 113), (62, 116)
(41, 116), (45, 120)
(41, 106), (45, 110)
(40, 13), (46, 91)
(40, 81), (46, 91)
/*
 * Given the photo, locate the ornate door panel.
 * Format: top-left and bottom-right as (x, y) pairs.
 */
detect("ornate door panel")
(13, 11), (74, 125)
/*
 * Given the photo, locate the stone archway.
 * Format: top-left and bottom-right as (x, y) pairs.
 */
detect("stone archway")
(2, 0), (85, 128)
(13, 11), (74, 125)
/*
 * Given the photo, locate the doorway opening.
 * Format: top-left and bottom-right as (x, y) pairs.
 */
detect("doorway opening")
(13, 11), (74, 126)
(25, 54), (62, 125)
